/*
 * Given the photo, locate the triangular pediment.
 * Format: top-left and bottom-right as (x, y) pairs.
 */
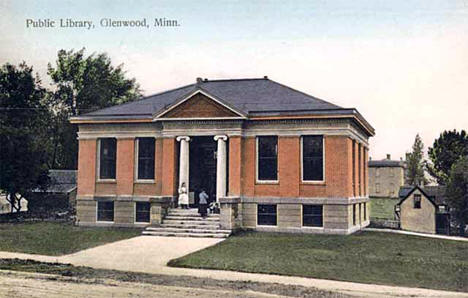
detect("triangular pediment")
(156, 91), (245, 119)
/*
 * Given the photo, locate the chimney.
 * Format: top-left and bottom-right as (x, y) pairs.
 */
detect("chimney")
(196, 77), (203, 85)
(386, 154), (391, 160)
(263, 75), (268, 79)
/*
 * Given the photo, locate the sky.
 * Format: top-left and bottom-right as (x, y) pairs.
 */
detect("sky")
(1, 0), (467, 160)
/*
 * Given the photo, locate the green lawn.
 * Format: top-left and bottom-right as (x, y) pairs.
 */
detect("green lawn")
(370, 197), (399, 219)
(0, 222), (141, 256)
(169, 231), (468, 292)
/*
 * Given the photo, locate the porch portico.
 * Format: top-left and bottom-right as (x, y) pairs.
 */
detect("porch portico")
(176, 134), (229, 205)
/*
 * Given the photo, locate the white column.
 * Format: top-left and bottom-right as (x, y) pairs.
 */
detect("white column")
(214, 135), (228, 202)
(176, 136), (190, 191)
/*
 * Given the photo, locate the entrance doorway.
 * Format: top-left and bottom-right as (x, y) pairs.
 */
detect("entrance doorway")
(189, 136), (217, 207)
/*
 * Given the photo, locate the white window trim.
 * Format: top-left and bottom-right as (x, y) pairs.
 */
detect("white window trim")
(300, 135), (326, 183)
(96, 138), (117, 183)
(96, 201), (115, 223)
(256, 204), (278, 227)
(134, 137), (156, 183)
(301, 204), (324, 228)
(255, 136), (279, 184)
(134, 201), (151, 224)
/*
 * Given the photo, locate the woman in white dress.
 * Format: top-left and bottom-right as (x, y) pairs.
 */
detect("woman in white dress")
(178, 182), (189, 209)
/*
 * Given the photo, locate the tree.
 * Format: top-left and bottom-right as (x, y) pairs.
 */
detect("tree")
(427, 130), (468, 185)
(0, 63), (50, 211)
(405, 134), (427, 186)
(47, 48), (141, 169)
(445, 156), (468, 236)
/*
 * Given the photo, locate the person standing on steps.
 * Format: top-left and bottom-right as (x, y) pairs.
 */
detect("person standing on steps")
(178, 182), (189, 209)
(198, 189), (209, 218)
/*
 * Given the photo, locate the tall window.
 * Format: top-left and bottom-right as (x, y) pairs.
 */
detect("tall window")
(257, 136), (278, 181)
(135, 202), (151, 223)
(358, 144), (362, 196)
(363, 148), (367, 195)
(303, 205), (323, 227)
(302, 136), (324, 181)
(414, 194), (421, 209)
(137, 138), (155, 180)
(352, 140), (356, 195)
(257, 204), (277, 226)
(99, 138), (116, 179)
(97, 201), (114, 222)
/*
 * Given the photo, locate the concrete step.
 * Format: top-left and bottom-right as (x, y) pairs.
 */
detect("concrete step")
(146, 227), (231, 234)
(161, 223), (221, 229)
(163, 219), (220, 226)
(168, 211), (219, 217)
(142, 231), (229, 238)
(164, 216), (220, 221)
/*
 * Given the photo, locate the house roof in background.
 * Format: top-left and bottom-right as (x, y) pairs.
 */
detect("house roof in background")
(71, 77), (375, 136)
(398, 185), (447, 206)
(369, 160), (405, 168)
(34, 170), (77, 194)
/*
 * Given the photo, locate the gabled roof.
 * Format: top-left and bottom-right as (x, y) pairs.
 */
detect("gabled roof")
(70, 77), (375, 136)
(33, 170), (77, 194)
(398, 185), (447, 206)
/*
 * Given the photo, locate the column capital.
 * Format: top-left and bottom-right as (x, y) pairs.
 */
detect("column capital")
(176, 136), (191, 142)
(214, 135), (228, 142)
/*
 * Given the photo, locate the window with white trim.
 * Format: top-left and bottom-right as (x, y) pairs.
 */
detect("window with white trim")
(136, 137), (155, 180)
(257, 204), (277, 226)
(257, 136), (278, 181)
(303, 205), (323, 227)
(135, 202), (151, 223)
(99, 138), (116, 180)
(97, 201), (114, 222)
(302, 135), (324, 181)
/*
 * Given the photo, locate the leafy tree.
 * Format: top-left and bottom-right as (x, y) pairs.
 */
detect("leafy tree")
(47, 48), (141, 169)
(445, 156), (468, 236)
(427, 130), (468, 184)
(0, 63), (50, 211)
(405, 134), (427, 186)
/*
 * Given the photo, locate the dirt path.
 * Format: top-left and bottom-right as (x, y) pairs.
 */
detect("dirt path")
(0, 270), (345, 298)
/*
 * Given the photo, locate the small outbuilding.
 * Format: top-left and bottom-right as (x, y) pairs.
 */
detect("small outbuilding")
(396, 185), (450, 235)
(29, 170), (77, 211)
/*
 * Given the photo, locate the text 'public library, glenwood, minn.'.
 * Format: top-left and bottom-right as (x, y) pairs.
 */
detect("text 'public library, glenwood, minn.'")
(71, 77), (374, 235)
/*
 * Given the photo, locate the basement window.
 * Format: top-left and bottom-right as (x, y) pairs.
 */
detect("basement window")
(136, 137), (155, 180)
(364, 203), (367, 220)
(353, 204), (357, 225)
(99, 138), (116, 180)
(414, 194), (421, 209)
(97, 201), (114, 222)
(302, 135), (324, 181)
(257, 204), (277, 226)
(135, 202), (151, 223)
(303, 205), (323, 227)
(257, 136), (278, 181)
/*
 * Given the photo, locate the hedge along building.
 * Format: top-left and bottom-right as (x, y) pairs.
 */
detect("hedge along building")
(70, 77), (375, 235)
